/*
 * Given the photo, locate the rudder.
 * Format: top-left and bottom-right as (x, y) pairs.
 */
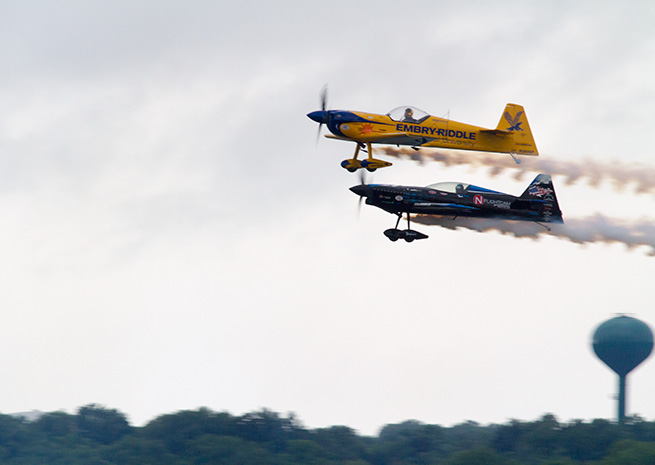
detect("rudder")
(496, 103), (538, 156)
(519, 174), (563, 223)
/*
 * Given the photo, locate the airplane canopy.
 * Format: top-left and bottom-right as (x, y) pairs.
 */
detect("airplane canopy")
(427, 182), (505, 195)
(426, 182), (470, 194)
(386, 106), (430, 123)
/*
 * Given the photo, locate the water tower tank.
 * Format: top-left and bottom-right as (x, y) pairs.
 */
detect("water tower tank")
(592, 315), (653, 423)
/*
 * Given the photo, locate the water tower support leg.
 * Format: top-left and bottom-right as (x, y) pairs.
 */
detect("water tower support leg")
(618, 375), (626, 425)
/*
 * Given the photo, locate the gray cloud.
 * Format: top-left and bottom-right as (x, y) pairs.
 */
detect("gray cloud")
(1, 0), (654, 434)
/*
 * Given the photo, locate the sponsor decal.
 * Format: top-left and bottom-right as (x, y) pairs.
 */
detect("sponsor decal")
(395, 195), (403, 201)
(396, 124), (476, 140)
(485, 199), (511, 209)
(358, 123), (374, 135)
(474, 195), (484, 205)
(528, 186), (554, 198)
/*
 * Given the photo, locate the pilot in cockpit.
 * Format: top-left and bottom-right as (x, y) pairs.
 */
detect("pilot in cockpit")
(402, 107), (418, 123)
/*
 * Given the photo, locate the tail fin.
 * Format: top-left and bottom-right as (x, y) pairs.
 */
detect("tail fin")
(519, 174), (563, 223)
(496, 103), (538, 156)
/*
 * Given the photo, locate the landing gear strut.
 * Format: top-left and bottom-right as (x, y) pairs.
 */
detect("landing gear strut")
(341, 142), (392, 172)
(383, 212), (428, 242)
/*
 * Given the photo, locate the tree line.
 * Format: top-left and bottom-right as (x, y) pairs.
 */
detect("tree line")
(0, 405), (654, 464)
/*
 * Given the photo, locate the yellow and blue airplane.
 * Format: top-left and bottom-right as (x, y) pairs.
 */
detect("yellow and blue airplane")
(308, 94), (538, 172)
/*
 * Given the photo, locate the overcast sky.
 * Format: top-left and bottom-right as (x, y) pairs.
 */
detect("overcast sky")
(1, 0), (655, 436)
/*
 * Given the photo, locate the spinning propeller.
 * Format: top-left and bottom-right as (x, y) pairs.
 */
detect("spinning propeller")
(309, 85), (330, 144)
(320, 86), (327, 112)
(350, 170), (369, 216)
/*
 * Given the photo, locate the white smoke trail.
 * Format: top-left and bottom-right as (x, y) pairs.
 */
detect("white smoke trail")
(379, 147), (655, 254)
(381, 147), (655, 194)
(412, 214), (655, 256)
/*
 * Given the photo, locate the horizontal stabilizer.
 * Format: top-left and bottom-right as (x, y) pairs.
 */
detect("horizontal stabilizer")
(479, 128), (512, 136)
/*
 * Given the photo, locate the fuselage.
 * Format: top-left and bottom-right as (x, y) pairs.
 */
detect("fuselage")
(309, 105), (539, 156)
(350, 182), (562, 223)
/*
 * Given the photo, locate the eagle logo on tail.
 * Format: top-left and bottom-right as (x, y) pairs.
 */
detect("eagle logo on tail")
(504, 111), (524, 131)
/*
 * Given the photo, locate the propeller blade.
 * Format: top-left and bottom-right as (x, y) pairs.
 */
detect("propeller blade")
(316, 123), (323, 145)
(314, 85), (328, 146)
(359, 170), (366, 186)
(320, 85), (328, 112)
(356, 170), (367, 218)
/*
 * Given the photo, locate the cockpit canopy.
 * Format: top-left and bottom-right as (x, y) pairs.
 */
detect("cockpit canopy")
(426, 182), (504, 195)
(426, 182), (470, 194)
(386, 106), (430, 123)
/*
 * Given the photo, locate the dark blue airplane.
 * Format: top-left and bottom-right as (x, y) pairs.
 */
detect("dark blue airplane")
(350, 174), (563, 242)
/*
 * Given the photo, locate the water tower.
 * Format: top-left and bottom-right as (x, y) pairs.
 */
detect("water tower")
(592, 315), (653, 424)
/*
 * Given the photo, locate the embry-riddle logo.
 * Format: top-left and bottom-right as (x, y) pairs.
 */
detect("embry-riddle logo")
(504, 111), (524, 131)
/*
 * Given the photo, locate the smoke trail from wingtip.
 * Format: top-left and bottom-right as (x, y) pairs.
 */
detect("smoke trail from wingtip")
(381, 147), (655, 194)
(412, 214), (655, 256)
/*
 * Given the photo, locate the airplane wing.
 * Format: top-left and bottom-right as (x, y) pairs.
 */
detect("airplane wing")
(414, 203), (478, 210)
(325, 132), (411, 142)
(327, 132), (436, 147)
